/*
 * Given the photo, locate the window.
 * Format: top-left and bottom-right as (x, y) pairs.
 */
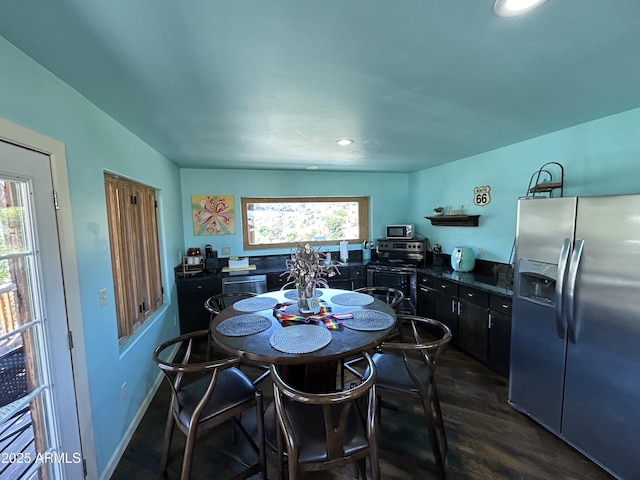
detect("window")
(104, 174), (162, 343)
(241, 196), (369, 250)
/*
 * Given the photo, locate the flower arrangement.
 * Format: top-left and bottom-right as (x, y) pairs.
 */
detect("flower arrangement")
(281, 244), (340, 295)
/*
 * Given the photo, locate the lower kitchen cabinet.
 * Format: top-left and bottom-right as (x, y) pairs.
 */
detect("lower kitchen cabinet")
(176, 275), (221, 334)
(488, 294), (512, 377)
(417, 273), (437, 318)
(433, 278), (459, 346)
(268, 266), (363, 292)
(417, 271), (512, 377)
(350, 266), (367, 290)
(267, 272), (290, 291)
(458, 286), (489, 363)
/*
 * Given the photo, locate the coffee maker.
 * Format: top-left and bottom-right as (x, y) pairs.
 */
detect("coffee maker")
(204, 244), (219, 273)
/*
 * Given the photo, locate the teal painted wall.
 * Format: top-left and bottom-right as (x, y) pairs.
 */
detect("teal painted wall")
(408, 108), (640, 263)
(3, 26), (640, 478)
(0, 36), (183, 476)
(180, 169), (409, 259)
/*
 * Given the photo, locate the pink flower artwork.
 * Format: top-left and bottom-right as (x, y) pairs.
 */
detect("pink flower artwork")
(192, 195), (235, 235)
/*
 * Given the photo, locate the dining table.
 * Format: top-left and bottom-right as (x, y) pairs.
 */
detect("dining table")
(209, 287), (397, 392)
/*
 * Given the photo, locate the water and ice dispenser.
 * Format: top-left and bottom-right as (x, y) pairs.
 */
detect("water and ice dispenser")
(517, 259), (557, 306)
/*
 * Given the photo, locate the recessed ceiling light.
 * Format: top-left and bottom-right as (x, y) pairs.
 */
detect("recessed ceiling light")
(306, 165), (319, 170)
(336, 138), (354, 146)
(494, 0), (547, 17)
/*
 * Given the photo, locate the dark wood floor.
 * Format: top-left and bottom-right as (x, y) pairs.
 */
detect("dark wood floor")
(112, 347), (615, 480)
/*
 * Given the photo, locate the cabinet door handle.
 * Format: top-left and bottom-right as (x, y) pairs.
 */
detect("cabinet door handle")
(419, 286), (436, 293)
(467, 292), (474, 298)
(488, 313), (493, 329)
(451, 299), (456, 314)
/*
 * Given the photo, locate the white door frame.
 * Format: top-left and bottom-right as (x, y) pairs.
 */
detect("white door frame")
(0, 117), (97, 479)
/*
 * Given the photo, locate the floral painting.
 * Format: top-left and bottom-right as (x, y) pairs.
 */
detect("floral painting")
(192, 195), (235, 235)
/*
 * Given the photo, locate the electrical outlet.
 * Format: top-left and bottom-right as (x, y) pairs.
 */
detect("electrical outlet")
(121, 382), (127, 400)
(221, 246), (231, 256)
(99, 289), (108, 308)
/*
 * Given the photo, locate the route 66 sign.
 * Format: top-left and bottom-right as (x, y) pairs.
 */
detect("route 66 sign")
(474, 186), (491, 207)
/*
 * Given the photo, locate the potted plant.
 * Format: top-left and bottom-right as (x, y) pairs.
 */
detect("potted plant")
(281, 244), (340, 313)
(433, 206), (444, 216)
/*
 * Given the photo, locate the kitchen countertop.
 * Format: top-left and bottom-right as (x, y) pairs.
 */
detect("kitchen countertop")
(419, 265), (513, 297)
(175, 254), (514, 297)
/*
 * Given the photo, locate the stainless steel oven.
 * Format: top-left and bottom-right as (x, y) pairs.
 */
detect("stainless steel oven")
(367, 264), (418, 314)
(366, 238), (426, 315)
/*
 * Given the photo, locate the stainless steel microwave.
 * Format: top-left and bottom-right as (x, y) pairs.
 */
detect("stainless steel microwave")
(386, 224), (414, 239)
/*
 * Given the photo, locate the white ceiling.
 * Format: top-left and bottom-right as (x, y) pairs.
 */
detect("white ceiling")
(1, 0), (639, 173)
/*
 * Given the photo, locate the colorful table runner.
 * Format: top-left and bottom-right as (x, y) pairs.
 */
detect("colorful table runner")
(272, 302), (352, 331)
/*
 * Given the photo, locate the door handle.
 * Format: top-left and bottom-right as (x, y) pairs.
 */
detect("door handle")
(566, 239), (584, 344)
(555, 237), (571, 339)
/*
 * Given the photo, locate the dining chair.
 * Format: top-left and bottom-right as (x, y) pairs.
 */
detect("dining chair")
(369, 315), (452, 479)
(204, 291), (257, 318)
(354, 286), (405, 311)
(270, 352), (380, 480)
(153, 330), (267, 480)
(205, 292), (270, 385)
(340, 286), (405, 388)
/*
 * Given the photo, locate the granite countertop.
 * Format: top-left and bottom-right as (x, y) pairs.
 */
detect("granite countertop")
(419, 264), (514, 297)
(175, 253), (514, 297)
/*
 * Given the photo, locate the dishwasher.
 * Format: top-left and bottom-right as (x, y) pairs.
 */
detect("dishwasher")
(221, 274), (268, 295)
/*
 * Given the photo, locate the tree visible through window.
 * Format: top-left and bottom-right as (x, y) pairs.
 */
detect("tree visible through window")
(104, 174), (162, 343)
(241, 197), (369, 250)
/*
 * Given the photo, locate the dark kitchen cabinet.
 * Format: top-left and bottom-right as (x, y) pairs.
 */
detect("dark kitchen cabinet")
(433, 278), (459, 345)
(458, 285), (489, 363)
(488, 294), (512, 377)
(267, 271), (289, 291)
(176, 275), (221, 334)
(417, 273), (437, 318)
(350, 266), (367, 290)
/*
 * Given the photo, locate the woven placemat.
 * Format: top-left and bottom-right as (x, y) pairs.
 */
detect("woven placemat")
(283, 289), (324, 300)
(343, 310), (395, 331)
(233, 296), (279, 312)
(269, 324), (332, 354)
(216, 314), (272, 336)
(330, 292), (374, 306)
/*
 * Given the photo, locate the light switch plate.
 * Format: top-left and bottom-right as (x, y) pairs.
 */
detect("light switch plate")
(99, 289), (108, 308)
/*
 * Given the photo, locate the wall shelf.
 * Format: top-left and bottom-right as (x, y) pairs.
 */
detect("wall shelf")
(425, 215), (480, 227)
(528, 181), (563, 194)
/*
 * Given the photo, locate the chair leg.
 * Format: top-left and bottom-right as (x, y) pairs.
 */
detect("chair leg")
(255, 390), (267, 480)
(180, 425), (200, 480)
(276, 423), (286, 480)
(420, 394), (447, 479)
(160, 408), (176, 474)
(356, 458), (366, 479)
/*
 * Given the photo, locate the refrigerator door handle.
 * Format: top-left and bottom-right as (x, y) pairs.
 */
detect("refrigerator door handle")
(566, 239), (584, 344)
(555, 238), (572, 339)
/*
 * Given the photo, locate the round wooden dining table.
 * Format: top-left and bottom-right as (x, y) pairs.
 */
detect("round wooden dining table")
(210, 288), (397, 392)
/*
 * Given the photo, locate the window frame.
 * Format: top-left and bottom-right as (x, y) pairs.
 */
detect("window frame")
(241, 196), (370, 251)
(104, 173), (163, 343)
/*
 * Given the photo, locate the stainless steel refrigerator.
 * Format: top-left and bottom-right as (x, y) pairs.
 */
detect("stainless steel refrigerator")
(509, 194), (640, 480)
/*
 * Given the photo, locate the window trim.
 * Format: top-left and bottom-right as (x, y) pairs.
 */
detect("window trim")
(241, 196), (370, 251)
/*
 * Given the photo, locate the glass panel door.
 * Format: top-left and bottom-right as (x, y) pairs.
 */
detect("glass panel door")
(0, 140), (83, 479)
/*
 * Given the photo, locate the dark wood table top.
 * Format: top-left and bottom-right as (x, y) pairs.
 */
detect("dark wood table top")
(210, 288), (396, 365)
